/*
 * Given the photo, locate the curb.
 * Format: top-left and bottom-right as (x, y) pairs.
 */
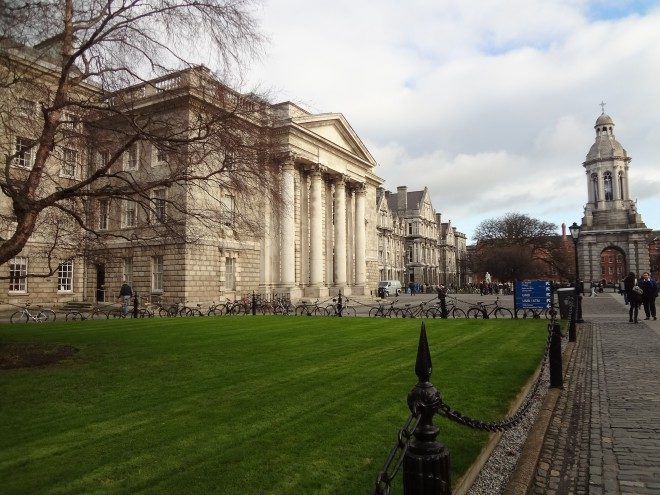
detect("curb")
(502, 329), (580, 495)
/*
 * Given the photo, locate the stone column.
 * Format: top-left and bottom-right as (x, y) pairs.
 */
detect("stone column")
(586, 171), (594, 203)
(612, 168), (621, 201)
(597, 170), (605, 208)
(280, 160), (295, 287)
(354, 185), (366, 291)
(309, 167), (324, 287)
(334, 176), (347, 289)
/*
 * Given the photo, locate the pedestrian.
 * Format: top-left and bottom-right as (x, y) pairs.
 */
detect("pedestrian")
(639, 272), (658, 320)
(623, 272), (642, 324)
(119, 280), (133, 316)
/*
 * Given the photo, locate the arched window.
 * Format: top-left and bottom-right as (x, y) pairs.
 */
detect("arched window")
(604, 171), (613, 201)
(591, 173), (599, 202)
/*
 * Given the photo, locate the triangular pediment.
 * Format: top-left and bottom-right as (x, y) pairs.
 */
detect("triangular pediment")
(292, 113), (376, 166)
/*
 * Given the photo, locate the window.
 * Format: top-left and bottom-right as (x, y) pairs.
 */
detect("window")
(97, 151), (110, 170)
(98, 199), (109, 230)
(152, 256), (163, 292)
(61, 148), (77, 178)
(18, 98), (35, 116)
(221, 194), (235, 226)
(9, 256), (28, 292)
(225, 257), (236, 290)
(152, 144), (168, 165)
(604, 171), (613, 201)
(14, 137), (34, 169)
(224, 151), (235, 171)
(125, 143), (139, 171)
(152, 189), (166, 222)
(407, 247), (413, 263)
(408, 222), (413, 235)
(123, 200), (137, 227)
(123, 258), (133, 286)
(61, 111), (80, 131)
(57, 260), (73, 292)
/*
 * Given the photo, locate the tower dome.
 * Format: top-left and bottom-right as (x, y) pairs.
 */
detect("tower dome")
(585, 112), (627, 163)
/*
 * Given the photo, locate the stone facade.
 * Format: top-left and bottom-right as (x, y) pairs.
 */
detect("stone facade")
(375, 186), (467, 288)
(0, 43), (383, 307)
(578, 112), (651, 281)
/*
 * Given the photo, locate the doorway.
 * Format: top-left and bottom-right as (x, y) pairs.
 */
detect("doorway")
(96, 264), (106, 302)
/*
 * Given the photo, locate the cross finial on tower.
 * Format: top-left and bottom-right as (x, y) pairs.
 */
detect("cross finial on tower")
(600, 101), (606, 114)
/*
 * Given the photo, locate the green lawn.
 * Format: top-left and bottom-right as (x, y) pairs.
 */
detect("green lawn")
(0, 317), (547, 494)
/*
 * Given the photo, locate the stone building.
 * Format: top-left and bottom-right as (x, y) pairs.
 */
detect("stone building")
(0, 40), (382, 308)
(375, 186), (467, 288)
(578, 111), (651, 281)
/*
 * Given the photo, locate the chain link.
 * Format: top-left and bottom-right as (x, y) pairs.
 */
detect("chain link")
(432, 326), (553, 432)
(373, 411), (421, 495)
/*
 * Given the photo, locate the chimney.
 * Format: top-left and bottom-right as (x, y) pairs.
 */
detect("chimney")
(397, 186), (407, 210)
(562, 223), (566, 239)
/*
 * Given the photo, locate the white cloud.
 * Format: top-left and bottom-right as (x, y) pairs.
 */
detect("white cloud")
(247, 1), (660, 240)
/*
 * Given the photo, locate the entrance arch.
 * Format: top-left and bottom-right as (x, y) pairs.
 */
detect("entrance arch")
(600, 246), (626, 284)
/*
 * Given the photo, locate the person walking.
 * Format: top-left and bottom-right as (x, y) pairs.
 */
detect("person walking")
(623, 272), (642, 324)
(119, 280), (133, 317)
(639, 271), (658, 320)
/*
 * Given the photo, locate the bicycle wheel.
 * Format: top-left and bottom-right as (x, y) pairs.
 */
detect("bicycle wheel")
(467, 308), (484, 319)
(159, 308), (170, 318)
(10, 311), (28, 323)
(295, 305), (308, 316)
(369, 307), (382, 318)
(91, 310), (109, 320)
(41, 309), (57, 321)
(312, 307), (327, 317)
(66, 311), (83, 321)
(493, 308), (513, 319)
(398, 308), (414, 318)
(451, 308), (467, 319)
(342, 306), (357, 317)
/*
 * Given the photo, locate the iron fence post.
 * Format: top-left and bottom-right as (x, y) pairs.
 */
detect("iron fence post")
(337, 291), (343, 317)
(549, 321), (563, 388)
(252, 291), (257, 316)
(439, 290), (448, 319)
(403, 323), (451, 494)
(568, 294), (577, 342)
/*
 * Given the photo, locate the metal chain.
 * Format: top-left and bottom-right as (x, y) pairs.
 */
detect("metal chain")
(373, 411), (421, 495)
(433, 326), (553, 432)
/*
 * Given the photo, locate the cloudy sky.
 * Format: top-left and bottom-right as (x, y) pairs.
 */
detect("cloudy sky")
(243, 0), (660, 242)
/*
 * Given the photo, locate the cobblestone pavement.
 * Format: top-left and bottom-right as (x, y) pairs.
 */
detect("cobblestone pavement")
(530, 294), (660, 494)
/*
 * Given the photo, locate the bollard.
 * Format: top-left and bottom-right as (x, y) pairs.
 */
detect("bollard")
(439, 291), (448, 319)
(403, 323), (451, 495)
(132, 292), (139, 319)
(549, 321), (563, 388)
(252, 291), (257, 316)
(568, 295), (577, 342)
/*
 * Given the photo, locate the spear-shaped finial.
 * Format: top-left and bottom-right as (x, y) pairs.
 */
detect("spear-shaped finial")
(415, 322), (432, 382)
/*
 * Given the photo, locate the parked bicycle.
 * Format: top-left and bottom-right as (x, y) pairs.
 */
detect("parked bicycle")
(326, 297), (357, 317)
(65, 305), (110, 321)
(466, 298), (513, 319)
(425, 297), (467, 318)
(369, 299), (400, 318)
(295, 299), (326, 316)
(272, 296), (294, 315)
(10, 303), (56, 323)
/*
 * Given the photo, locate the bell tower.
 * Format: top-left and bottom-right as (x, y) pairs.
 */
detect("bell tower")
(578, 107), (651, 281)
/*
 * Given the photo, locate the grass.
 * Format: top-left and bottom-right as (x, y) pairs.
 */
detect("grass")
(0, 316), (547, 494)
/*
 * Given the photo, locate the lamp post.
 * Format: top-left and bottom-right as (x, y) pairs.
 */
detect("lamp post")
(569, 223), (584, 343)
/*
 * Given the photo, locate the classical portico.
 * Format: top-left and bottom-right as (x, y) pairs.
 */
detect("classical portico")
(259, 103), (382, 299)
(578, 110), (651, 281)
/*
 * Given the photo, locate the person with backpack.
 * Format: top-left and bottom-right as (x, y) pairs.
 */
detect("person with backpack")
(118, 281), (133, 317)
(623, 272), (643, 324)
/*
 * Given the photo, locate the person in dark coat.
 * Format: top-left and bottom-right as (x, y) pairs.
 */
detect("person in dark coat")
(623, 272), (642, 324)
(639, 272), (658, 320)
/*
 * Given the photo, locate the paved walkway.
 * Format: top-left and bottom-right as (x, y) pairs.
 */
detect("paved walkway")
(529, 293), (660, 494)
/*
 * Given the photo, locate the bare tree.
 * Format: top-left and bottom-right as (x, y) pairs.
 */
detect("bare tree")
(472, 212), (573, 281)
(0, 0), (278, 277)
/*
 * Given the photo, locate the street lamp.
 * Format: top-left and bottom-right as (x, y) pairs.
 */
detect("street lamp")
(568, 222), (584, 340)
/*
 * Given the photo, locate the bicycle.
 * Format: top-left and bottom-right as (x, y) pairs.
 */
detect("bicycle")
(466, 298), (513, 319)
(515, 306), (553, 319)
(326, 298), (357, 317)
(425, 298), (467, 319)
(178, 302), (204, 317)
(10, 303), (54, 323)
(295, 299), (326, 316)
(65, 305), (110, 321)
(272, 296), (293, 315)
(369, 299), (400, 318)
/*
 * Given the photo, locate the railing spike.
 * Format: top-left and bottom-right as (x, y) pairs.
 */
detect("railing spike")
(415, 322), (432, 382)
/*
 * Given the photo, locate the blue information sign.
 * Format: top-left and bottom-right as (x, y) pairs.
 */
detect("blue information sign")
(515, 280), (552, 309)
